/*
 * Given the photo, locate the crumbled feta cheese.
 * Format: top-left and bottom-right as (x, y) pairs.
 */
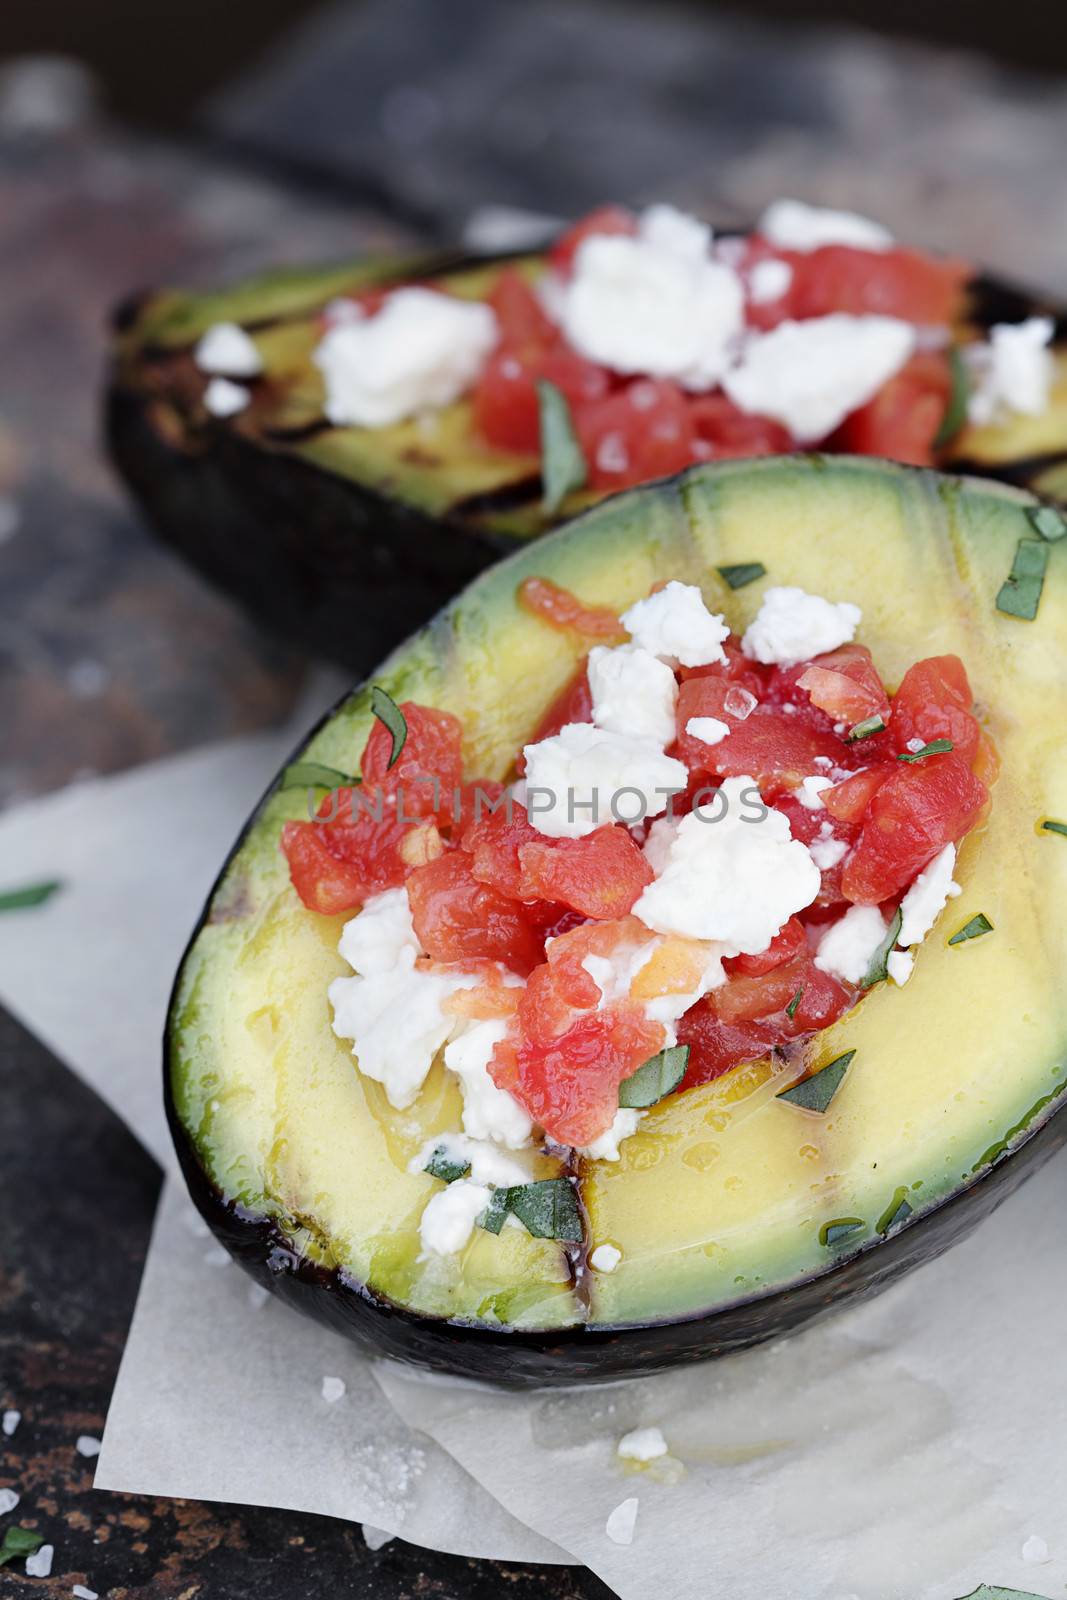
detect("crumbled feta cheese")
(898, 843), (961, 947)
(617, 1426), (668, 1462)
(758, 199), (893, 254)
(590, 1243), (622, 1273)
(723, 315), (916, 442)
(796, 774), (834, 810)
(559, 220), (744, 389)
(419, 1178), (495, 1254)
(26, 1544), (54, 1578)
(742, 585), (861, 666)
(203, 376), (251, 417)
(0, 1488), (19, 1514)
(337, 887), (421, 974)
(321, 1375), (346, 1402)
(621, 581), (730, 668)
(809, 827), (848, 871)
(686, 716), (730, 746)
(887, 949), (915, 986)
(642, 814), (680, 876)
(814, 904), (888, 984)
(967, 317), (1054, 425)
(582, 940), (658, 1008)
(73, 1586), (99, 1600)
(76, 1435), (102, 1457)
(579, 1108), (644, 1162)
(588, 643), (678, 745)
(634, 776), (820, 951)
(749, 257), (794, 304)
(444, 1016), (533, 1147)
(314, 287), (497, 427)
(410, 1133), (530, 1187)
(194, 321), (264, 377)
(362, 1524), (396, 1552)
(1, 1409), (20, 1436)
(522, 722), (687, 839)
(1022, 1534), (1050, 1564)
(605, 1497), (640, 1546)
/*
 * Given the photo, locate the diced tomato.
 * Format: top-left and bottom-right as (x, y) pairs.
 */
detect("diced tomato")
(678, 637), (768, 699)
(677, 1009), (779, 1087)
(461, 799), (542, 897)
(488, 267), (556, 351)
(786, 244), (971, 326)
(823, 764), (894, 825)
(282, 791), (416, 914)
(687, 392), (794, 460)
(678, 955), (852, 1085)
(695, 707), (844, 799)
(836, 352), (953, 468)
(886, 654), (981, 768)
(675, 675), (759, 770)
(406, 849), (544, 976)
(577, 380), (695, 490)
(518, 578), (624, 640)
(797, 644), (890, 724)
(539, 915), (651, 1009)
(518, 826), (653, 919)
(842, 752), (988, 904)
(550, 205), (636, 275)
(360, 701), (464, 824)
(725, 916), (807, 977)
(473, 350), (542, 452)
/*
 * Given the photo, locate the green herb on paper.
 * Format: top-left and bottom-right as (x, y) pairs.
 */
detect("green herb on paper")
(369, 686), (407, 769)
(820, 1217), (865, 1248)
(717, 561), (766, 590)
(861, 907), (903, 988)
(957, 1588), (1058, 1600)
(0, 1527), (45, 1568)
(948, 912), (994, 946)
(1042, 819), (1067, 838)
(424, 1146), (472, 1183)
(932, 347), (970, 449)
(280, 761), (359, 792)
(846, 714), (886, 742)
(619, 1044), (689, 1109)
(898, 738), (953, 763)
(996, 537), (1049, 621)
(785, 987), (804, 1020)
(1028, 504), (1067, 542)
(0, 880), (62, 913)
(538, 380), (587, 515)
(776, 1050), (855, 1114)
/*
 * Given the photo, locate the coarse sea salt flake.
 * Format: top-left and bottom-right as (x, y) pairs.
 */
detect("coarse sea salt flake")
(606, 1496), (640, 1546)
(321, 1375), (346, 1403)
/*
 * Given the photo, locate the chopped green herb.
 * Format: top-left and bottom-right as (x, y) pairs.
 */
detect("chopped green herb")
(861, 907), (903, 988)
(820, 1218), (865, 1248)
(897, 737), (953, 763)
(506, 1178), (583, 1241)
(478, 1188), (511, 1236)
(369, 686), (407, 769)
(424, 1145), (471, 1183)
(948, 912), (994, 946)
(958, 1589), (1056, 1600)
(846, 713), (886, 742)
(1028, 503), (1067, 542)
(877, 1187), (914, 1234)
(996, 537), (1049, 621)
(0, 1527), (45, 1568)
(717, 561), (766, 590)
(280, 761), (358, 792)
(776, 1050), (855, 1114)
(537, 380), (587, 514)
(1042, 819), (1067, 838)
(785, 987), (804, 1020)
(619, 1044), (689, 1109)
(932, 347), (970, 449)
(0, 880), (62, 913)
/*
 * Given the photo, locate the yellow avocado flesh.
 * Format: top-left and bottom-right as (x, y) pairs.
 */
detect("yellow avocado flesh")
(169, 457), (1067, 1332)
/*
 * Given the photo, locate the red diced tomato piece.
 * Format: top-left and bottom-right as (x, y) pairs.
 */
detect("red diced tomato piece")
(686, 392), (794, 459)
(406, 849), (544, 976)
(543, 915), (653, 1009)
(675, 675), (760, 770)
(281, 791), (416, 914)
(550, 205), (637, 275)
(787, 245), (971, 326)
(518, 826), (653, 919)
(488, 267), (556, 351)
(360, 701), (464, 823)
(725, 916), (807, 977)
(473, 349), (542, 452)
(887, 654), (981, 768)
(577, 380), (695, 490)
(461, 799), (542, 898)
(677, 953), (852, 1086)
(842, 752), (988, 904)
(518, 578), (624, 640)
(797, 644), (890, 724)
(835, 352), (953, 467)
(697, 707), (844, 799)
(822, 764), (893, 824)
(677, 1008), (780, 1087)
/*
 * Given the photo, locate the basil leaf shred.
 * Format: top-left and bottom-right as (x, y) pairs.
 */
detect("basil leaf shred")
(996, 537), (1049, 621)
(537, 380), (587, 514)
(948, 912), (993, 946)
(619, 1044), (689, 1109)
(280, 761), (358, 792)
(369, 686), (407, 769)
(0, 1527), (46, 1567)
(776, 1050), (855, 1114)
(717, 561), (766, 590)
(898, 738), (953, 763)
(424, 1146), (472, 1183)
(861, 907), (903, 988)
(0, 880), (62, 913)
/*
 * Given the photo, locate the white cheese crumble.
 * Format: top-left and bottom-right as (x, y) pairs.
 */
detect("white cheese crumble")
(410, 1132), (530, 1187)
(1022, 1534), (1050, 1564)
(321, 1375), (346, 1402)
(621, 581), (730, 668)
(605, 1497), (640, 1546)
(314, 287), (497, 427)
(634, 775), (820, 952)
(590, 1243), (622, 1272)
(522, 722), (687, 839)
(898, 843), (961, 947)
(1, 1409), (19, 1436)
(559, 210), (744, 390)
(25, 1544), (54, 1578)
(444, 1016), (533, 1147)
(73, 1587), (99, 1600)
(76, 1435), (102, 1457)
(579, 1107), (644, 1162)
(194, 321), (264, 376)
(749, 257), (794, 304)
(809, 825), (848, 871)
(796, 774), (834, 810)
(0, 1488), (18, 1514)
(642, 814), (680, 876)
(417, 1140), (531, 1256)
(758, 199), (893, 254)
(686, 715), (730, 746)
(966, 317), (1054, 426)
(887, 949), (915, 987)
(814, 904), (887, 984)
(742, 585), (862, 666)
(203, 376), (251, 417)
(722, 315), (916, 442)
(588, 643), (678, 745)
(617, 1426), (669, 1462)
(362, 1524), (396, 1552)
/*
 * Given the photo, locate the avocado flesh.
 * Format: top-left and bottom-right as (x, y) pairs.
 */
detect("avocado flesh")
(168, 457), (1067, 1362)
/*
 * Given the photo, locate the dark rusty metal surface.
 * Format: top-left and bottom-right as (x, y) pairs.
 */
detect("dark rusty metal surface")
(0, 1005), (611, 1598)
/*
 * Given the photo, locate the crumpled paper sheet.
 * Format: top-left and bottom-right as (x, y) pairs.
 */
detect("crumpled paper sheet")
(1, 719), (1064, 1594)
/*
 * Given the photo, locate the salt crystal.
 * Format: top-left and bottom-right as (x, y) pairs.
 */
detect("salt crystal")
(605, 1496), (639, 1546)
(1022, 1534), (1050, 1563)
(362, 1523), (395, 1550)
(590, 1243), (622, 1273)
(2, 1409), (20, 1436)
(75, 1435), (101, 1458)
(73, 1586), (99, 1599)
(723, 686), (757, 721)
(617, 1426), (668, 1462)
(321, 1376), (346, 1403)
(0, 1487), (19, 1513)
(26, 1543), (54, 1577)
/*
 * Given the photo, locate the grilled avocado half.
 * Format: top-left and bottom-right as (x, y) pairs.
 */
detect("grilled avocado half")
(110, 246), (1067, 673)
(167, 455), (1067, 1386)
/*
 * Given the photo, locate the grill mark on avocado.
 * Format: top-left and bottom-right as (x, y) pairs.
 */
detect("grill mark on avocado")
(966, 273), (1067, 337)
(450, 475), (545, 517)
